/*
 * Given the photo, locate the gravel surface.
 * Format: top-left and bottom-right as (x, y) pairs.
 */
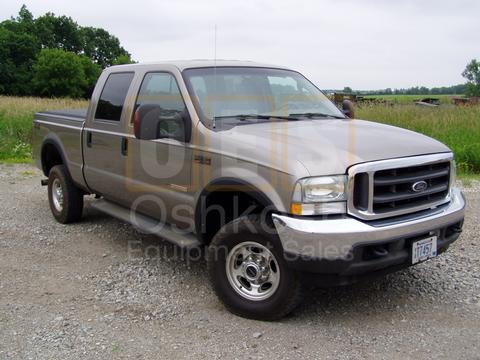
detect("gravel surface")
(0, 163), (479, 359)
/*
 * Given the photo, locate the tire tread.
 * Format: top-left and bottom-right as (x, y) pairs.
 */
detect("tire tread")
(48, 165), (83, 224)
(207, 214), (303, 320)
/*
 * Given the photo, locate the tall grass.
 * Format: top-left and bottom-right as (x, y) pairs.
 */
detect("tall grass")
(357, 104), (480, 173)
(0, 96), (87, 162)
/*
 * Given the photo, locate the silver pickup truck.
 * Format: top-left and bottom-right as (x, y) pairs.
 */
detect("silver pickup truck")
(33, 60), (465, 320)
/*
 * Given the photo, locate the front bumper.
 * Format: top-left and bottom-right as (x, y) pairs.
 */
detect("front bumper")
(272, 188), (465, 285)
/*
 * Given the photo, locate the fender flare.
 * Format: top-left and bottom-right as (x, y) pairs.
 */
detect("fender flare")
(40, 136), (69, 177)
(194, 177), (277, 241)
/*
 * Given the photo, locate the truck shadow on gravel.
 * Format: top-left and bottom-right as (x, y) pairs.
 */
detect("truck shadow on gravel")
(82, 203), (470, 322)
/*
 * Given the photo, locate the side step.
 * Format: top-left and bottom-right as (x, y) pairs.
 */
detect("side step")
(90, 199), (201, 249)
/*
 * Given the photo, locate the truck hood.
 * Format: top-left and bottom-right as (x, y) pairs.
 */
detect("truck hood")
(219, 119), (451, 176)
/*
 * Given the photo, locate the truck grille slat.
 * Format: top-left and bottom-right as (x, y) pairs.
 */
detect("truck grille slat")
(348, 154), (453, 220)
(373, 183), (448, 203)
(374, 168), (449, 186)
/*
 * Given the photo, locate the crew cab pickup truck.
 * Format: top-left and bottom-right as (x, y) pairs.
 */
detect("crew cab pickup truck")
(33, 60), (465, 320)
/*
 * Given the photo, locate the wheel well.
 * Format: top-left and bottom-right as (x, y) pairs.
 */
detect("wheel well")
(41, 143), (63, 176)
(195, 183), (275, 244)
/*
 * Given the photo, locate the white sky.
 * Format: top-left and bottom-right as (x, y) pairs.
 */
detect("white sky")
(2, 0), (479, 90)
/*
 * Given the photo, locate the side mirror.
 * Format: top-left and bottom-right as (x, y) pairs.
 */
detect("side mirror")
(342, 100), (355, 119)
(133, 104), (192, 142)
(134, 104), (162, 140)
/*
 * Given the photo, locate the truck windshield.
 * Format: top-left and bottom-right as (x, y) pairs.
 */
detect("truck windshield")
(182, 67), (345, 127)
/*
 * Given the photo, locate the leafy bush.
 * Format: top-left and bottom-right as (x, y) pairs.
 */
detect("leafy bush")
(32, 49), (100, 98)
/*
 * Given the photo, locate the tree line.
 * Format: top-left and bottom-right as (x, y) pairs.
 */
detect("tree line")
(356, 84), (467, 96)
(0, 6), (133, 98)
(340, 60), (480, 97)
(338, 84), (467, 96)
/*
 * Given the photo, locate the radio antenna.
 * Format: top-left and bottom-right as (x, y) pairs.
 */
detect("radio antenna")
(212, 24), (217, 129)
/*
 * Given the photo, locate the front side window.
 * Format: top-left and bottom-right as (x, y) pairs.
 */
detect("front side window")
(133, 72), (187, 139)
(95, 72), (134, 121)
(183, 67), (345, 128)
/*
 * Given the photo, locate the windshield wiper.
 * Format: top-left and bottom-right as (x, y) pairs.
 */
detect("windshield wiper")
(213, 114), (299, 121)
(289, 112), (345, 119)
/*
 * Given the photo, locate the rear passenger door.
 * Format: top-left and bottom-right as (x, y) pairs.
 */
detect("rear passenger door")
(83, 72), (135, 205)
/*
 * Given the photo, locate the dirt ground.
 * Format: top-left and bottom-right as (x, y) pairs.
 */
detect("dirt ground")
(0, 164), (479, 359)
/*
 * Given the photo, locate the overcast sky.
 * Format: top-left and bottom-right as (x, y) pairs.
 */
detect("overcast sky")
(2, 0), (479, 89)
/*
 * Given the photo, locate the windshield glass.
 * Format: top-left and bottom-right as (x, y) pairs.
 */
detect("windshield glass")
(182, 67), (345, 126)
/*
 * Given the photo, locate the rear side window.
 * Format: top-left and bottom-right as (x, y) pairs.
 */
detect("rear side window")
(95, 72), (134, 121)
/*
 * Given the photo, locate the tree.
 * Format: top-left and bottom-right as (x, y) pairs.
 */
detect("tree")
(0, 5), (133, 97)
(0, 5), (39, 95)
(112, 54), (135, 65)
(0, 27), (38, 95)
(343, 86), (353, 93)
(419, 86), (429, 95)
(462, 59), (480, 97)
(32, 48), (100, 98)
(1, 5), (35, 33)
(15, 4), (34, 31)
(78, 55), (101, 96)
(80, 27), (131, 68)
(35, 13), (82, 53)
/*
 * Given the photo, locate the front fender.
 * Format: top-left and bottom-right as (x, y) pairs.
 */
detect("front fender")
(194, 165), (293, 214)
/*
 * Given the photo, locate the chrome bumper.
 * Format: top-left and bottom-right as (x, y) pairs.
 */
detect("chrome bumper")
(272, 188), (465, 260)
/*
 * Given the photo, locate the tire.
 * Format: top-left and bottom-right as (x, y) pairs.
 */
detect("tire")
(207, 215), (303, 320)
(47, 165), (83, 224)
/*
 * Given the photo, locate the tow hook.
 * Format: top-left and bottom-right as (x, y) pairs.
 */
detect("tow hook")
(366, 245), (389, 259)
(41, 179), (48, 186)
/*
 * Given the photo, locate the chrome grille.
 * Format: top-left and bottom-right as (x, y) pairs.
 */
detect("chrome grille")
(347, 153), (453, 220)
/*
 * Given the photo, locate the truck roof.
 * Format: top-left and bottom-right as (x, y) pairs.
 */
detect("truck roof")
(107, 59), (292, 72)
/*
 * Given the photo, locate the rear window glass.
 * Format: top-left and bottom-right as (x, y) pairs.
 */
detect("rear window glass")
(95, 72), (134, 121)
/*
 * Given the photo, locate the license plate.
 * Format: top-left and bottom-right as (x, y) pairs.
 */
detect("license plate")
(412, 236), (437, 264)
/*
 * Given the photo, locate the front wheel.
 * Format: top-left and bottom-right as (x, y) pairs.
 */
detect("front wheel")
(207, 215), (303, 320)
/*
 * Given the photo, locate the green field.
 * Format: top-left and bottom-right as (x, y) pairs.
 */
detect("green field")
(0, 96), (87, 162)
(0, 96), (478, 174)
(357, 104), (480, 173)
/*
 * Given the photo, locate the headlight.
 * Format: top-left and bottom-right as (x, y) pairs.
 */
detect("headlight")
(290, 175), (347, 215)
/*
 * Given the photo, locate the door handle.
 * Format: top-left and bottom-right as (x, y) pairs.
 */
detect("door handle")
(86, 131), (92, 147)
(121, 137), (128, 156)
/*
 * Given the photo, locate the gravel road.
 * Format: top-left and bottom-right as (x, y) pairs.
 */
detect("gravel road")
(0, 164), (479, 359)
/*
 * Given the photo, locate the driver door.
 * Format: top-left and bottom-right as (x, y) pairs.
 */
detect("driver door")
(124, 72), (193, 226)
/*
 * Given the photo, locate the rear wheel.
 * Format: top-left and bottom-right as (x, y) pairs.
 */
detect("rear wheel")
(47, 165), (83, 223)
(207, 215), (303, 320)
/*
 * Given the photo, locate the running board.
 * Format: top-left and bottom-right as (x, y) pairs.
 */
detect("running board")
(90, 199), (201, 249)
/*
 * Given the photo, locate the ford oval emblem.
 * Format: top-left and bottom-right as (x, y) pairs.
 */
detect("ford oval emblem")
(412, 180), (428, 192)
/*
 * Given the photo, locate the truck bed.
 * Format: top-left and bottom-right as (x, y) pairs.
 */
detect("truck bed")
(32, 108), (88, 190)
(39, 108), (88, 120)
